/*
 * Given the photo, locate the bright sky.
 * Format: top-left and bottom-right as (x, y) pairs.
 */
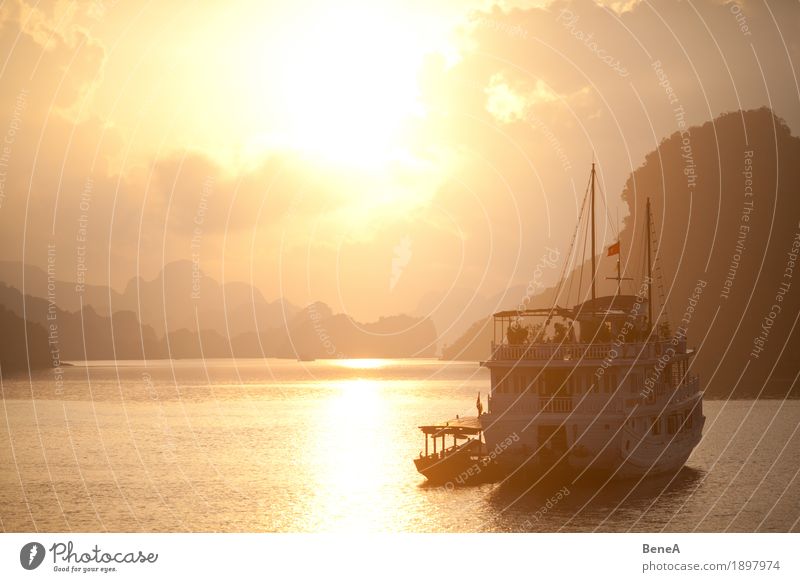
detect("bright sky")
(89, 1), (463, 169)
(1, 0), (798, 335)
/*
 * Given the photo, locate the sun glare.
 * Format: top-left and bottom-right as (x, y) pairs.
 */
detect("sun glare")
(336, 359), (389, 370)
(250, 4), (436, 170)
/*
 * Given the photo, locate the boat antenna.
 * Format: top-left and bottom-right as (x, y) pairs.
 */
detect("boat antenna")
(590, 161), (596, 301)
(646, 197), (653, 332)
(605, 192), (630, 295)
(606, 239), (631, 294)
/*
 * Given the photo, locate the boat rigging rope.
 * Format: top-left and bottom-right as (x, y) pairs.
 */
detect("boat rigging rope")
(549, 170), (592, 314)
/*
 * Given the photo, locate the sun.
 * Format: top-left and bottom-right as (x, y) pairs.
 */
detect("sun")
(247, 2), (437, 170)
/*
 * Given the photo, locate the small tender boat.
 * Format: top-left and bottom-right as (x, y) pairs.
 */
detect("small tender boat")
(414, 417), (494, 485)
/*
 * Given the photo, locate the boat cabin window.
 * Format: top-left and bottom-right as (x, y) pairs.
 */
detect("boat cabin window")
(650, 416), (662, 436)
(541, 369), (569, 396)
(667, 412), (685, 434)
(683, 410), (693, 431)
(572, 374), (582, 394)
(602, 371), (616, 394)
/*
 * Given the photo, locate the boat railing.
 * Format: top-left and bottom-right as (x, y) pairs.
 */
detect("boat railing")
(540, 396), (573, 413)
(489, 338), (682, 362)
(573, 395), (624, 413)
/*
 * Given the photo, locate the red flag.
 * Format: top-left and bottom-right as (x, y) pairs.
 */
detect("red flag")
(476, 392), (483, 415)
(607, 241), (620, 256)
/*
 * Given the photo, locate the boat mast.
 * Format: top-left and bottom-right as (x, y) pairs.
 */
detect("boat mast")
(590, 162), (596, 301)
(646, 197), (653, 332)
(606, 241), (631, 294)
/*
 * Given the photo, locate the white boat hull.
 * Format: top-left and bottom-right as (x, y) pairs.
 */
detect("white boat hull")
(480, 393), (704, 480)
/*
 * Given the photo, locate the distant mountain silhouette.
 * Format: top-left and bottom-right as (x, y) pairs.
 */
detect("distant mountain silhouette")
(441, 318), (493, 361)
(618, 107), (799, 398)
(0, 305), (51, 373)
(0, 283), (166, 361)
(444, 108), (799, 398)
(280, 302), (438, 359)
(0, 260), (299, 339)
(0, 280), (439, 370)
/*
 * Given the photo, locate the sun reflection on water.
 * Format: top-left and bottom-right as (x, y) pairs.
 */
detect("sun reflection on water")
(334, 358), (391, 370)
(312, 378), (398, 531)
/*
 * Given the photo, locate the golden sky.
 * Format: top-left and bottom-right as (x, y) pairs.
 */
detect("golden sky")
(1, 0), (798, 328)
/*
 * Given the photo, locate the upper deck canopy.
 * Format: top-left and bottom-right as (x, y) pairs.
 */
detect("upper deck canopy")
(492, 294), (645, 321)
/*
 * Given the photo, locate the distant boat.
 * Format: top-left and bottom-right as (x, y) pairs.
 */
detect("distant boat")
(296, 354), (316, 362)
(415, 163), (704, 482)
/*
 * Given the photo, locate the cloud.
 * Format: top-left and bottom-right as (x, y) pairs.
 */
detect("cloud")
(1, 0), (799, 323)
(485, 72), (592, 123)
(0, 0), (105, 117)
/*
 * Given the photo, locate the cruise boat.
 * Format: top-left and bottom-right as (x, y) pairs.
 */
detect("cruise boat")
(414, 163), (704, 483)
(479, 164), (704, 480)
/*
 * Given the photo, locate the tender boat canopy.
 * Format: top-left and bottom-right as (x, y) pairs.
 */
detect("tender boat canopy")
(418, 416), (482, 436)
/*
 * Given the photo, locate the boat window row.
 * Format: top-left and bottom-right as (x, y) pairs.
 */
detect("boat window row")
(649, 408), (696, 436)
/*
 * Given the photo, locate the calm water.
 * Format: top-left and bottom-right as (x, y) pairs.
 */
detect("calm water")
(1, 359), (798, 532)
